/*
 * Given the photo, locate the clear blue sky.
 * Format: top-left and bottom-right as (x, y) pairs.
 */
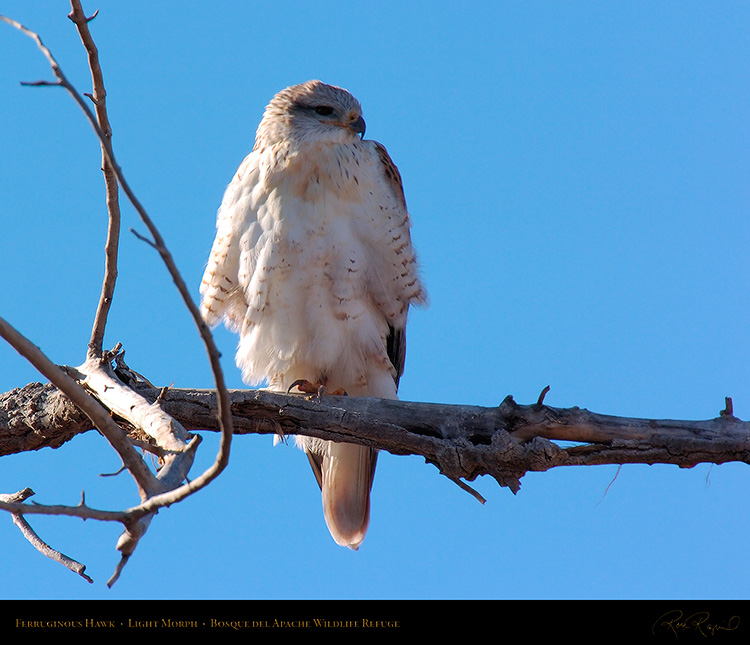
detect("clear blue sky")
(0, 1), (748, 600)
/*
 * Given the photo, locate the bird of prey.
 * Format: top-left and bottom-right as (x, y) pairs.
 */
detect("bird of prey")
(200, 80), (426, 549)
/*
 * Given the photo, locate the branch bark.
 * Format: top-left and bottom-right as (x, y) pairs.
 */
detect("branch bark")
(3, 381), (747, 495)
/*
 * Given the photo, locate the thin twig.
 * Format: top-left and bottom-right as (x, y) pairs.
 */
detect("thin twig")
(597, 465), (622, 505)
(0, 14), (114, 168)
(14, 515), (94, 582)
(536, 385), (551, 406)
(107, 554), (129, 588)
(0, 488), (93, 583)
(129, 227), (158, 249)
(67, 3), (122, 359)
(447, 477), (486, 504)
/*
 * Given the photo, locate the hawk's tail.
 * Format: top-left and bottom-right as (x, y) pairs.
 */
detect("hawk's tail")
(306, 441), (378, 550)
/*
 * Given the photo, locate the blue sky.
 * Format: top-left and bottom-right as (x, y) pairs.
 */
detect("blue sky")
(0, 1), (748, 600)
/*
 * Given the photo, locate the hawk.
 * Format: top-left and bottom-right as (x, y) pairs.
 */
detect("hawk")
(200, 80), (426, 549)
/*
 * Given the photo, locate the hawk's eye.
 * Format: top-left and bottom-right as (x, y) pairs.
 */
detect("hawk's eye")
(314, 105), (334, 116)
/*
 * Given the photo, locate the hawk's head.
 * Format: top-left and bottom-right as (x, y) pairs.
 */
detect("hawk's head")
(256, 80), (366, 147)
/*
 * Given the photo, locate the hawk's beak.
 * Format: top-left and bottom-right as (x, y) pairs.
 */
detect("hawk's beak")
(349, 115), (366, 139)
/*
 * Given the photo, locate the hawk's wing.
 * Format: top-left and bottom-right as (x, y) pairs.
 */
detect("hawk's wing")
(199, 154), (260, 331)
(370, 141), (425, 388)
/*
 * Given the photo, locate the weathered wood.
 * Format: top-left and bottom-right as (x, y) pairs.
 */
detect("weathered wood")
(0, 382), (93, 456)
(3, 382), (748, 494)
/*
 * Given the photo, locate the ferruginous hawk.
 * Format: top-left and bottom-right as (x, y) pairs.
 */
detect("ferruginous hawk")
(200, 80), (426, 549)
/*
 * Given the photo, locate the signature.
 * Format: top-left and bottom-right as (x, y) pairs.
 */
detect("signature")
(653, 610), (741, 638)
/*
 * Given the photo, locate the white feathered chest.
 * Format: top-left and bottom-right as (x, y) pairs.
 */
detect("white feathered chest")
(201, 137), (424, 396)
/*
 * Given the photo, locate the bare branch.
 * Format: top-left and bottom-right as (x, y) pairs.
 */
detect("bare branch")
(107, 555), (129, 588)
(0, 494), (132, 522)
(0, 382), (92, 455)
(4, 383), (748, 496)
(60, 0), (234, 488)
(0, 316), (159, 499)
(129, 227), (158, 249)
(0, 5), (235, 580)
(0, 10), (233, 463)
(164, 388), (750, 493)
(0, 488), (93, 583)
(67, 1), (122, 359)
(0, 14), (115, 171)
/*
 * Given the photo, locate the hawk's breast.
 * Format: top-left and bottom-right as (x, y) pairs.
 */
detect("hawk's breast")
(234, 140), (410, 393)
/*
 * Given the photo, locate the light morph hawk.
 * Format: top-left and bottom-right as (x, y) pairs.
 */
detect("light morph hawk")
(200, 80), (426, 550)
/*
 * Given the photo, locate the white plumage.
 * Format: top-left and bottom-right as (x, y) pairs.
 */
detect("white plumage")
(200, 80), (425, 549)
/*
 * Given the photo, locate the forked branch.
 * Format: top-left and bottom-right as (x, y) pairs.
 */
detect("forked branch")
(0, 488), (93, 583)
(0, 2), (235, 585)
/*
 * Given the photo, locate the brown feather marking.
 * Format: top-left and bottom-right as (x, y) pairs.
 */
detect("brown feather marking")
(373, 142), (407, 209)
(386, 325), (406, 388)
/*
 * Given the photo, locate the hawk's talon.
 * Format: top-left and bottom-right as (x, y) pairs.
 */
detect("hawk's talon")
(288, 379), (348, 399)
(288, 379), (318, 395)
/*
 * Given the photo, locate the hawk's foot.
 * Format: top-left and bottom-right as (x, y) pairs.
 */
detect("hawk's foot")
(288, 379), (348, 399)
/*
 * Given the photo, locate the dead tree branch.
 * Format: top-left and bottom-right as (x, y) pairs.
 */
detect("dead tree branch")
(67, 4), (122, 359)
(3, 382), (747, 496)
(0, 488), (93, 583)
(0, 2), (235, 585)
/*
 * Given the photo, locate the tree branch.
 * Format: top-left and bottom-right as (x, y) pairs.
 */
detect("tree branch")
(0, 488), (94, 583)
(0, 8), (234, 483)
(0, 3), (235, 583)
(3, 382), (747, 495)
(0, 317), (160, 499)
(66, 3), (122, 360)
